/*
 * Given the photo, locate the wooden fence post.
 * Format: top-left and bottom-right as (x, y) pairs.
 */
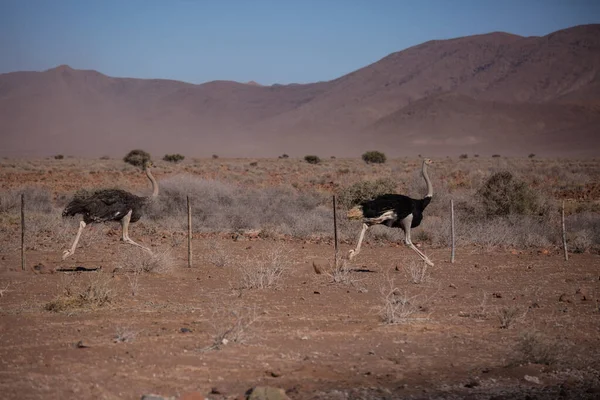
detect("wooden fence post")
(187, 195), (192, 268)
(451, 199), (455, 264)
(561, 200), (568, 261)
(333, 195), (339, 267)
(21, 194), (25, 271)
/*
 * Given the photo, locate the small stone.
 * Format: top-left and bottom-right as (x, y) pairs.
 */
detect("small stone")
(247, 386), (290, 400)
(524, 375), (541, 384)
(179, 392), (205, 400)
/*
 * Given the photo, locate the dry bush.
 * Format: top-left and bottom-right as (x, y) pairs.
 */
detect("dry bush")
(496, 306), (526, 329)
(377, 274), (422, 324)
(337, 178), (397, 209)
(323, 256), (357, 285)
(239, 245), (290, 289)
(403, 260), (429, 284)
(146, 175), (332, 238)
(203, 303), (258, 351)
(0, 187), (53, 214)
(45, 273), (115, 312)
(478, 171), (546, 217)
(511, 331), (559, 366)
(114, 326), (138, 343)
(119, 247), (174, 274)
(204, 239), (236, 268)
(123, 149), (151, 167)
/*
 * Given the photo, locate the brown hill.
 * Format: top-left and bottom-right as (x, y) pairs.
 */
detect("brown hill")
(1, 24), (599, 158)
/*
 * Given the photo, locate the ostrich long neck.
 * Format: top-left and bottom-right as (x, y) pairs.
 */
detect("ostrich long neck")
(422, 161), (433, 198)
(145, 168), (159, 198)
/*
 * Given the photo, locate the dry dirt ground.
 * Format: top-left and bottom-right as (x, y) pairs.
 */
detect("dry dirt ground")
(1, 237), (599, 400)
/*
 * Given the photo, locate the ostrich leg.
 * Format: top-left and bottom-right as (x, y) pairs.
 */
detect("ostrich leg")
(348, 223), (369, 260)
(63, 221), (87, 260)
(121, 210), (152, 253)
(401, 217), (434, 266)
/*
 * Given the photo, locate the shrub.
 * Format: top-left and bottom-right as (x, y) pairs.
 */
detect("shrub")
(304, 155), (321, 164)
(477, 172), (543, 217)
(362, 151), (386, 164)
(212, 154), (219, 159)
(528, 153), (536, 158)
(459, 154), (468, 159)
(163, 153), (185, 163)
(513, 331), (558, 365)
(337, 177), (396, 208)
(492, 154), (501, 158)
(54, 154), (64, 160)
(124, 149), (151, 167)
(279, 154), (289, 159)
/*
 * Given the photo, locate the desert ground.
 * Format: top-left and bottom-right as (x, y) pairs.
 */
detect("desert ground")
(1, 155), (599, 400)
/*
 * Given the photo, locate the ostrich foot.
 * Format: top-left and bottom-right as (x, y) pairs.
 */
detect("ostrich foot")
(348, 249), (359, 261)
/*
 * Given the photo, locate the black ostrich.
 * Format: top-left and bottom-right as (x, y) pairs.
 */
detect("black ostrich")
(347, 158), (434, 266)
(61, 161), (158, 260)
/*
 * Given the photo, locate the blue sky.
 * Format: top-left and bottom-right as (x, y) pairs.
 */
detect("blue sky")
(1, 0), (599, 85)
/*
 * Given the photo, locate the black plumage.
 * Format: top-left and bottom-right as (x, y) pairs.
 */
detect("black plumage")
(61, 162), (158, 260)
(359, 193), (432, 229)
(347, 159), (434, 266)
(62, 189), (147, 224)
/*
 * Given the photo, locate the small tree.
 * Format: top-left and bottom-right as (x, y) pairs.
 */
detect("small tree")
(124, 149), (151, 167)
(304, 155), (321, 164)
(163, 153), (185, 163)
(478, 171), (542, 217)
(338, 178), (397, 208)
(362, 151), (386, 164)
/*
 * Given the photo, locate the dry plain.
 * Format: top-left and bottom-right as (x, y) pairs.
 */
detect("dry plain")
(1, 156), (599, 400)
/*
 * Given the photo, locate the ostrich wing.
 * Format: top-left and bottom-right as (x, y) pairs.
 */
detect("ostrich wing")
(361, 194), (414, 220)
(63, 189), (142, 223)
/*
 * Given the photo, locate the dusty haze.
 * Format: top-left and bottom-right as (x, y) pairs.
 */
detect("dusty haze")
(1, 24), (599, 158)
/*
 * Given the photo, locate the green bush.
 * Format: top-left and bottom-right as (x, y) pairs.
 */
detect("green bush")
(304, 155), (321, 164)
(477, 171), (542, 217)
(337, 178), (397, 208)
(361, 151), (386, 164)
(124, 149), (151, 167)
(163, 153), (185, 163)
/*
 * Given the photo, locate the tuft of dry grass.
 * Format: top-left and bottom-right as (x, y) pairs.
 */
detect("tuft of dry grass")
(239, 245), (290, 289)
(202, 303), (259, 351)
(377, 274), (423, 324)
(511, 331), (560, 366)
(45, 273), (115, 312)
(120, 247), (174, 274)
(496, 306), (527, 329)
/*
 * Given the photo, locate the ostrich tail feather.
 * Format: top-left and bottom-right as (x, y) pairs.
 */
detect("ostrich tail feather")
(347, 206), (364, 220)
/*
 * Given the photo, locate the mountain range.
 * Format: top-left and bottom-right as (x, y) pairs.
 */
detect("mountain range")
(1, 24), (599, 158)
